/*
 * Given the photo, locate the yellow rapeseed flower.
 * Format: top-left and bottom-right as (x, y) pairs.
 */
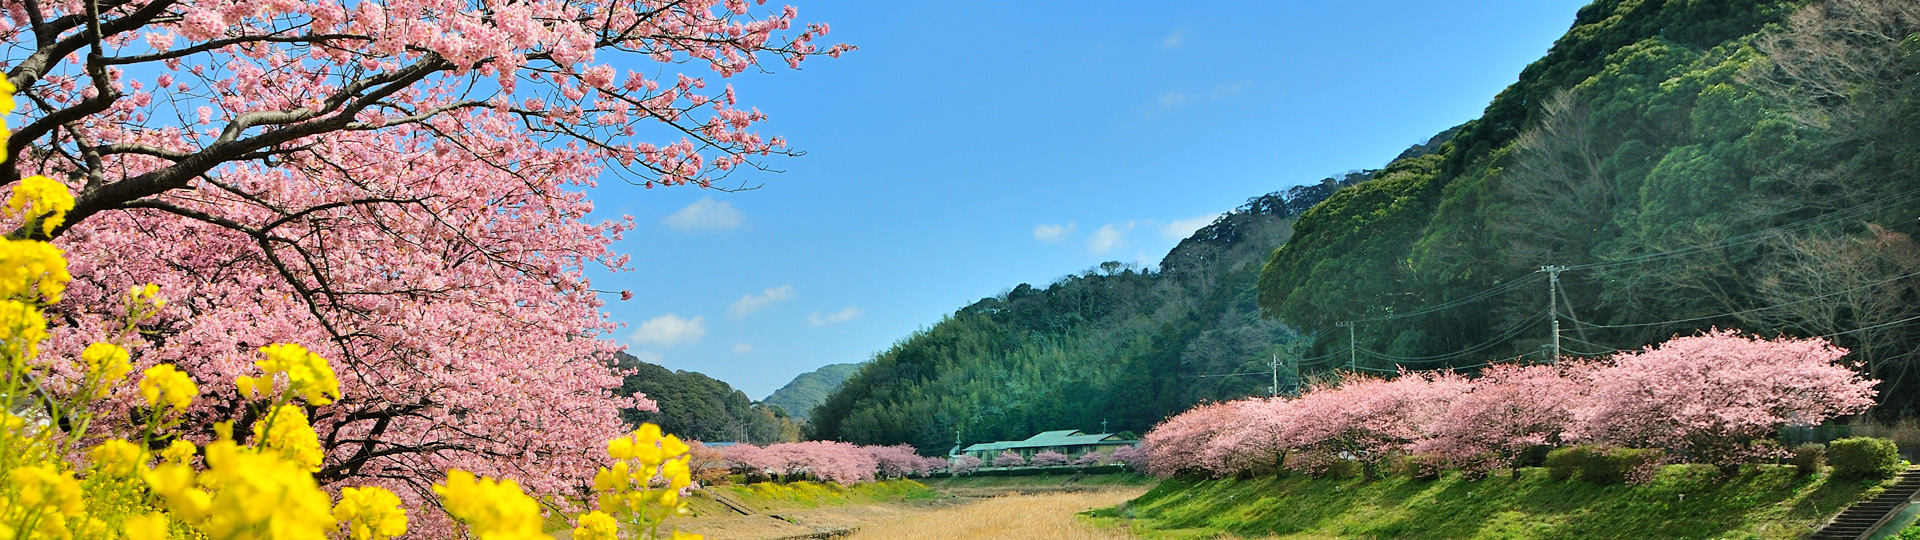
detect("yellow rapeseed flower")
(123, 513), (170, 540)
(10, 462), (84, 517)
(82, 342), (131, 384)
(256, 343), (341, 405)
(0, 299), (48, 361)
(87, 438), (146, 477)
(333, 486), (409, 540)
(195, 440), (336, 540)
(254, 404), (325, 471)
(572, 511), (618, 540)
(435, 469), (547, 540)
(7, 175), (74, 235)
(138, 364), (198, 412)
(160, 439), (197, 464)
(0, 238), (70, 303)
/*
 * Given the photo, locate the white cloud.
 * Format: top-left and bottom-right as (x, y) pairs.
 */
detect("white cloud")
(732, 343), (753, 355)
(1158, 92), (1187, 109)
(1033, 223), (1076, 243)
(1161, 27), (1186, 48)
(727, 285), (794, 320)
(629, 314), (706, 347)
(1162, 214), (1220, 239)
(806, 306), (863, 327)
(1088, 223), (1135, 254)
(662, 197), (744, 231)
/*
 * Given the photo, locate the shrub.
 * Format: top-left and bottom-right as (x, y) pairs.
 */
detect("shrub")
(1545, 446), (1589, 481)
(1585, 447), (1664, 485)
(1791, 443), (1827, 476)
(1830, 437), (1902, 479)
(1400, 454), (1444, 481)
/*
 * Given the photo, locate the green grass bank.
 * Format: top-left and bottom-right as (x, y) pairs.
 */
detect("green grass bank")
(1089, 465), (1896, 540)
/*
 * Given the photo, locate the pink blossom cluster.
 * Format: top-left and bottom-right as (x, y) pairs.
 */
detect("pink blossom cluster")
(949, 455), (985, 476)
(1029, 450), (1071, 467)
(992, 450), (1027, 468)
(714, 441), (949, 485)
(1142, 331), (1877, 478)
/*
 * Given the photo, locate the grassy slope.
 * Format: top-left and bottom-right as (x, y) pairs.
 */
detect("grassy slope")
(1089, 465), (1893, 540)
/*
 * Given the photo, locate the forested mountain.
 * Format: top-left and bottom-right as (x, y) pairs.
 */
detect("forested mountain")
(609, 352), (803, 444)
(811, 0), (1920, 453)
(1258, 0), (1920, 413)
(764, 362), (863, 421)
(805, 166), (1392, 454)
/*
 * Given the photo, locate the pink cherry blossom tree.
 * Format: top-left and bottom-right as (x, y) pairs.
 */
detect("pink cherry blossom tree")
(1069, 451), (1105, 467)
(949, 455), (984, 476)
(1111, 444), (1148, 471)
(0, 0), (847, 510)
(992, 450), (1026, 468)
(1568, 330), (1876, 473)
(1030, 450), (1069, 467)
(867, 444), (927, 479)
(1414, 363), (1584, 476)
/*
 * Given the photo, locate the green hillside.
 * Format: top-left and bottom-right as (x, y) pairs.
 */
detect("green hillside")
(804, 164), (1399, 453)
(609, 352), (801, 444)
(764, 362), (863, 421)
(1093, 466), (1893, 540)
(1260, 0), (1920, 411)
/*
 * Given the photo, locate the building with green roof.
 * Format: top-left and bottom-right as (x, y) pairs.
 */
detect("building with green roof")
(953, 429), (1137, 460)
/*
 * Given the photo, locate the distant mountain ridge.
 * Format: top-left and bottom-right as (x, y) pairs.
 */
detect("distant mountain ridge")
(763, 362), (862, 421)
(608, 351), (801, 444)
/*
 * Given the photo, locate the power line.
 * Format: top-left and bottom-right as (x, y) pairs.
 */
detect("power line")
(1357, 312), (1548, 363)
(1557, 269), (1920, 330)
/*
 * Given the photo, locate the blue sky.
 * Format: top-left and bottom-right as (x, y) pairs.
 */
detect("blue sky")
(584, 0), (1591, 399)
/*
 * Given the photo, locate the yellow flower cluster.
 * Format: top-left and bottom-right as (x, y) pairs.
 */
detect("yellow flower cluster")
(7, 175), (73, 236)
(137, 364), (198, 413)
(82, 343), (131, 385)
(0, 298), (47, 362)
(86, 439), (145, 477)
(586, 424), (702, 540)
(332, 486), (408, 540)
(252, 404), (325, 471)
(245, 343), (340, 405)
(190, 440), (337, 540)
(435, 469), (547, 540)
(574, 511), (620, 540)
(0, 239), (69, 303)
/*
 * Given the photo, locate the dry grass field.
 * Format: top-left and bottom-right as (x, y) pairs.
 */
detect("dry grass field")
(844, 489), (1148, 540)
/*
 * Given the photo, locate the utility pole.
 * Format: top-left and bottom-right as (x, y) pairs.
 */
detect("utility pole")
(1542, 265), (1566, 361)
(1270, 353), (1280, 397)
(1336, 322), (1356, 372)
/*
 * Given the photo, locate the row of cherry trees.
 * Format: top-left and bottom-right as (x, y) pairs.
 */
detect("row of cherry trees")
(697, 441), (1153, 485)
(1143, 330), (1878, 478)
(708, 441), (953, 485)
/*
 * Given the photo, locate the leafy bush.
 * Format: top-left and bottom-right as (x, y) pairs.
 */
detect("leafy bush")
(1546, 446), (1589, 481)
(1401, 454), (1444, 481)
(1790, 443), (1826, 476)
(1544, 445), (1663, 484)
(1829, 437), (1902, 479)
